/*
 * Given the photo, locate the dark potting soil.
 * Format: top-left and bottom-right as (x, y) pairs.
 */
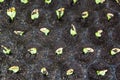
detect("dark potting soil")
(0, 0), (120, 80)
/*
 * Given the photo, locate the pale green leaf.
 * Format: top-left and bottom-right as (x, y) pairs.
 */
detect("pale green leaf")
(45, 0), (52, 4)
(28, 48), (37, 55)
(7, 7), (16, 20)
(31, 9), (39, 20)
(40, 28), (50, 36)
(9, 66), (19, 73)
(56, 8), (65, 19)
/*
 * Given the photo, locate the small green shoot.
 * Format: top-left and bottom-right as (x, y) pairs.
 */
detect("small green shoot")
(14, 30), (24, 36)
(116, 0), (120, 5)
(41, 67), (48, 75)
(96, 69), (108, 76)
(20, 0), (28, 4)
(0, 0), (4, 3)
(95, 30), (103, 38)
(31, 9), (39, 20)
(45, 0), (52, 4)
(95, 0), (105, 4)
(40, 28), (50, 36)
(66, 69), (74, 76)
(7, 7), (16, 20)
(110, 48), (120, 55)
(28, 48), (37, 55)
(9, 66), (19, 73)
(82, 11), (89, 19)
(55, 47), (63, 55)
(107, 13), (114, 21)
(73, 0), (78, 4)
(70, 24), (77, 36)
(56, 8), (65, 19)
(83, 47), (94, 54)
(1, 45), (11, 55)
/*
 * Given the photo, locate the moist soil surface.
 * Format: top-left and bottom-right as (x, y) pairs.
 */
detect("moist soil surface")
(0, 0), (120, 80)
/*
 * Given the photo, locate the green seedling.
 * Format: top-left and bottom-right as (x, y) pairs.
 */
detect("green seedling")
(116, 0), (120, 5)
(41, 67), (48, 75)
(56, 8), (65, 19)
(7, 7), (16, 20)
(83, 47), (94, 54)
(96, 69), (108, 76)
(82, 11), (89, 19)
(45, 0), (52, 4)
(66, 69), (74, 76)
(14, 30), (24, 36)
(107, 13), (114, 21)
(73, 0), (78, 4)
(40, 28), (50, 36)
(20, 0), (28, 4)
(31, 9), (39, 20)
(9, 66), (19, 73)
(0, 0), (4, 3)
(95, 30), (103, 38)
(70, 24), (77, 36)
(110, 48), (120, 55)
(95, 0), (105, 4)
(1, 45), (11, 55)
(28, 48), (37, 55)
(55, 47), (63, 55)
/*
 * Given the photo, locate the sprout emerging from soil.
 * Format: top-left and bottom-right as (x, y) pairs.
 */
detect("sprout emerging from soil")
(116, 0), (120, 5)
(45, 0), (52, 4)
(7, 7), (16, 20)
(41, 67), (48, 75)
(96, 69), (108, 76)
(56, 8), (65, 19)
(95, 0), (105, 4)
(73, 0), (78, 4)
(1, 45), (11, 55)
(83, 47), (94, 54)
(20, 0), (28, 4)
(70, 24), (77, 36)
(8, 66), (19, 73)
(0, 0), (4, 3)
(40, 28), (50, 36)
(31, 9), (39, 20)
(55, 47), (63, 55)
(95, 30), (103, 38)
(28, 48), (37, 55)
(110, 48), (120, 55)
(66, 69), (74, 76)
(14, 30), (24, 36)
(82, 11), (89, 19)
(107, 13), (114, 21)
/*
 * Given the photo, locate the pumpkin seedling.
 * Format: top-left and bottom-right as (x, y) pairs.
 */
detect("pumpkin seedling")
(20, 0), (28, 4)
(31, 9), (39, 20)
(73, 0), (78, 4)
(9, 66), (19, 73)
(0, 0), (4, 3)
(95, 0), (105, 4)
(1, 45), (11, 55)
(14, 30), (24, 36)
(66, 69), (74, 76)
(41, 67), (48, 75)
(55, 47), (63, 55)
(95, 30), (103, 38)
(40, 28), (50, 36)
(70, 24), (77, 36)
(45, 0), (52, 4)
(82, 11), (89, 19)
(56, 8), (65, 19)
(7, 7), (16, 20)
(96, 69), (108, 76)
(83, 47), (94, 54)
(107, 13), (114, 21)
(110, 48), (120, 55)
(28, 47), (37, 55)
